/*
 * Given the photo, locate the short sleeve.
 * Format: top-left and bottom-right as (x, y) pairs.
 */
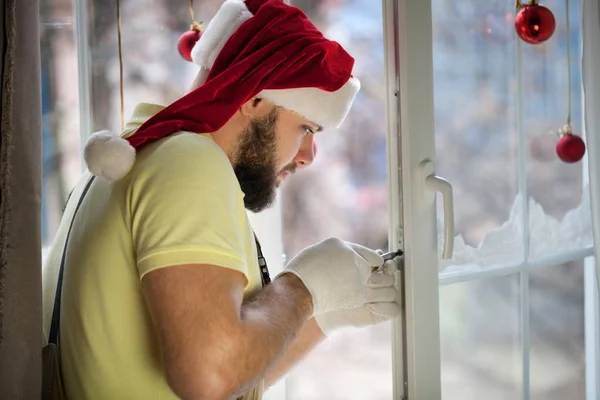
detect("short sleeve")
(128, 133), (248, 281)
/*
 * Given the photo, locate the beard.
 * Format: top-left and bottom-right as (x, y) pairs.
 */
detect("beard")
(233, 108), (294, 213)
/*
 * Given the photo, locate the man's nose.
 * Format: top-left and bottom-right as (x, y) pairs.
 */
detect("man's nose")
(294, 134), (317, 169)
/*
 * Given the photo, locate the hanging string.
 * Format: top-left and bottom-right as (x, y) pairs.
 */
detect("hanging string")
(189, 0), (204, 31)
(565, 0), (572, 127)
(116, 0), (125, 131)
(189, 0), (195, 22)
(515, 0), (540, 9)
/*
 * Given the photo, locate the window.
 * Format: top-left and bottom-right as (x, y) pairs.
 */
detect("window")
(278, 0), (596, 398)
(430, 0), (593, 398)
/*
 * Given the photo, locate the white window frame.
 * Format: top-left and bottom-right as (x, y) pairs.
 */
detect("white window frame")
(583, 84), (599, 399)
(386, 0), (442, 398)
(582, 0), (600, 396)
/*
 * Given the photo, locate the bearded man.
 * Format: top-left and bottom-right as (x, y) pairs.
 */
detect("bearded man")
(43, 1), (401, 399)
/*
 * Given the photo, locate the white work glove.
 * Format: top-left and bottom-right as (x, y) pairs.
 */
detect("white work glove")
(281, 237), (383, 316)
(315, 263), (401, 335)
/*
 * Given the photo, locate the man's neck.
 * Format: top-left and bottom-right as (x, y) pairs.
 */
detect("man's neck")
(207, 122), (240, 166)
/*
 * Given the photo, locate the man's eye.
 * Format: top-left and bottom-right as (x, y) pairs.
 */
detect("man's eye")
(304, 126), (314, 135)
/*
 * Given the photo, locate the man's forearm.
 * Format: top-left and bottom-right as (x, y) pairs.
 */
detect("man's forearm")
(225, 273), (313, 398)
(263, 317), (326, 388)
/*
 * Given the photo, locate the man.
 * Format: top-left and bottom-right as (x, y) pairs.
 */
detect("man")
(43, 0), (401, 399)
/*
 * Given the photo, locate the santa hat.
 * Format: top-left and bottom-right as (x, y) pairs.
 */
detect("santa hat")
(84, 0), (360, 182)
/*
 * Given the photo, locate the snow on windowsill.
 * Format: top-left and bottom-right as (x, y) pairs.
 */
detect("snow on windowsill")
(439, 185), (594, 275)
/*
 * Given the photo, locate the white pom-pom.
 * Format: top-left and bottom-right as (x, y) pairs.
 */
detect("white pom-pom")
(84, 130), (136, 182)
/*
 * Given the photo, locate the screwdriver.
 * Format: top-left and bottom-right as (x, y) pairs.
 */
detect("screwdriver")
(382, 249), (403, 261)
(372, 249), (404, 272)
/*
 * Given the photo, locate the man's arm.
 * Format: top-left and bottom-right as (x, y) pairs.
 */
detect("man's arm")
(263, 317), (326, 388)
(142, 264), (313, 400)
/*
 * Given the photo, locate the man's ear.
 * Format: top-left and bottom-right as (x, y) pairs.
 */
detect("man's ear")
(239, 97), (270, 118)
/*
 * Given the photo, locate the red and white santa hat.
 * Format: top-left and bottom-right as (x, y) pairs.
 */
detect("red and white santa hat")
(84, 0), (360, 182)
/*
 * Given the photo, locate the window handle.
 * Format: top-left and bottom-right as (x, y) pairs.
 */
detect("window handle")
(419, 160), (455, 259)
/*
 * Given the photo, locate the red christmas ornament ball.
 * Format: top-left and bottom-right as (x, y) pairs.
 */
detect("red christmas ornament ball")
(178, 30), (202, 62)
(515, 4), (556, 44)
(556, 134), (586, 163)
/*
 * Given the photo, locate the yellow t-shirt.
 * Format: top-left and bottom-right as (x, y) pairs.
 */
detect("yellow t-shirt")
(43, 103), (263, 399)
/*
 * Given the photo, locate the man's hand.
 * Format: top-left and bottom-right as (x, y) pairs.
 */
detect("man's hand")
(315, 268), (401, 334)
(281, 237), (384, 315)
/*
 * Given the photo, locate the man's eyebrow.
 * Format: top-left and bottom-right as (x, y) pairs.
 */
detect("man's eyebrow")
(308, 124), (323, 132)
(302, 123), (323, 133)
(302, 122), (324, 133)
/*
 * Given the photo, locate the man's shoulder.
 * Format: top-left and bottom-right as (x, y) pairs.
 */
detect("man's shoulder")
(139, 132), (231, 171)
(151, 132), (225, 159)
(129, 132), (240, 192)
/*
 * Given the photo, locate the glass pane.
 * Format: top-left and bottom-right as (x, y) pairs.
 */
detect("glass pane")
(530, 261), (586, 399)
(440, 274), (522, 400)
(433, 0), (591, 275)
(282, 0), (392, 398)
(432, 0), (522, 273)
(525, 0), (593, 261)
(40, 0), (82, 252)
